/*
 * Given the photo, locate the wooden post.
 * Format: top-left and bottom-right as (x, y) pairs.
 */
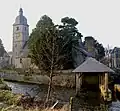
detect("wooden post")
(99, 74), (103, 88)
(99, 74), (101, 88)
(69, 97), (73, 111)
(114, 85), (117, 100)
(104, 72), (108, 101)
(75, 73), (76, 90)
(76, 73), (79, 96)
(80, 72), (82, 89)
(76, 73), (82, 96)
(105, 73), (108, 92)
(102, 74), (104, 85)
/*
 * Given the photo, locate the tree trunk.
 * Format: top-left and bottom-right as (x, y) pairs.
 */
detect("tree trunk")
(46, 69), (53, 103)
(45, 29), (55, 105)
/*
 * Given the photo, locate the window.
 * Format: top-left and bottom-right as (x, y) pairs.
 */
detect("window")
(20, 58), (22, 63)
(16, 27), (19, 31)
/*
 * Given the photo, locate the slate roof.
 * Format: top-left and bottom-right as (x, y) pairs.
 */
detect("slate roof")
(73, 46), (93, 57)
(79, 47), (93, 57)
(13, 8), (28, 26)
(72, 57), (114, 73)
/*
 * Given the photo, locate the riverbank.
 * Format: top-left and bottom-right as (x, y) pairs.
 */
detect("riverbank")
(0, 71), (120, 110)
(0, 90), (69, 111)
(0, 80), (22, 110)
(0, 89), (69, 111)
(1, 81), (120, 111)
(3, 81), (111, 111)
(0, 90), (108, 111)
(0, 79), (71, 111)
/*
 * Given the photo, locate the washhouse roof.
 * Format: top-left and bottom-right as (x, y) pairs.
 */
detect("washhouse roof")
(72, 57), (114, 73)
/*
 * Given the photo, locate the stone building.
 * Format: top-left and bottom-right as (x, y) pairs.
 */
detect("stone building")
(84, 36), (97, 58)
(12, 8), (29, 68)
(110, 47), (120, 68)
(19, 41), (35, 70)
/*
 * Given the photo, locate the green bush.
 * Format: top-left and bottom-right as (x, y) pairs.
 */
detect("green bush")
(0, 90), (22, 105)
(0, 78), (3, 84)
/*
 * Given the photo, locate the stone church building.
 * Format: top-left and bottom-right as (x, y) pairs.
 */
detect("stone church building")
(12, 8), (30, 68)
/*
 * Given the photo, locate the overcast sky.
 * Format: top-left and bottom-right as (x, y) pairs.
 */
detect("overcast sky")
(0, 0), (120, 51)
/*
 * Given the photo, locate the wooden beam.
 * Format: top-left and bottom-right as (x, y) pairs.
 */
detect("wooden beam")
(79, 72), (82, 89)
(105, 73), (108, 92)
(99, 74), (101, 88)
(76, 73), (79, 95)
(76, 72), (83, 96)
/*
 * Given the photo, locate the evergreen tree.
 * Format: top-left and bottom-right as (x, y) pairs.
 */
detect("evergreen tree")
(58, 17), (83, 68)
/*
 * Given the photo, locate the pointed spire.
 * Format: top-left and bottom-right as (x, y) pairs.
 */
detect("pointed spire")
(19, 8), (23, 15)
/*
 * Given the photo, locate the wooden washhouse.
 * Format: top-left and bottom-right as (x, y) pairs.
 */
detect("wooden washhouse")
(72, 57), (114, 101)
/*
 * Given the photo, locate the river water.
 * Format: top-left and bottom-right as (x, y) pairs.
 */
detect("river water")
(4, 81), (120, 111)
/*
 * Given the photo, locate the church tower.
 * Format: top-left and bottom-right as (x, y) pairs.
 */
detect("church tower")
(12, 8), (29, 68)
